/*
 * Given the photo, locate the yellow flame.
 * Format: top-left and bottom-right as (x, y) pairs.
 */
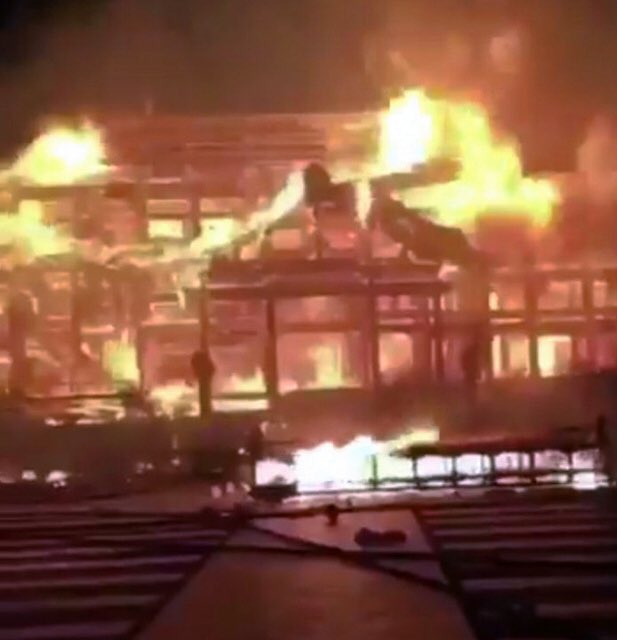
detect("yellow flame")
(383, 427), (439, 453)
(261, 426), (439, 489)
(190, 171), (305, 258)
(11, 123), (107, 185)
(0, 123), (108, 265)
(0, 200), (72, 263)
(245, 170), (305, 236)
(378, 90), (436, 173)
(308, 342), (357, 389)
(189, 218), (242, 256)
(225, 369), (265, 393)
(102, 334), (140, 389)
(149, 382), (198, 417)
(354, 180), (373, 226)
(377, 89), (560, 229)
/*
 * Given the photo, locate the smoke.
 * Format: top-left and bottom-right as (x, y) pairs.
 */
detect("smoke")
(488, 27), (523, 76)
(577, 114), (617, 204)
(0, 1), (202, 155)
(0, 0), (379, 157)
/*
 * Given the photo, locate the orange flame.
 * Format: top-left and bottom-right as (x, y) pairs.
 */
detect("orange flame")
(0, 123), (108, 264)
(333, 89), (558, 230)
(379, 89), (560, 229)
(190, 171), (305, 258)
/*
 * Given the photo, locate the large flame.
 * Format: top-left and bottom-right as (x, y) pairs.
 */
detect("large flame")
(257, 427), (439, 490)
(378, 90), (436, 173)
(0, 123), (108, 265)
(149, 382), (198, 418)
(308, 342), (357, 389)
(190, 171), (305, 258)
(257, 428), (605, 492)
(102, 332), (140, 390)
(0, 200), (72, 263)
(11, 123), (107, 185)
(376, 89), (560, 229)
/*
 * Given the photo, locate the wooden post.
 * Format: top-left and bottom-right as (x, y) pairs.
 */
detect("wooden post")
(68, 269), (82, 393)
(69, 192), (87, 393)
(411, 456), (419, 487)
(370, 454), (379, 488)
(432, 293), (445, 383)
(481, 276), (494, 381)
(581, 262), (597, 367)
(264, 297), (279, 407)
(367, 277), (381, 390)
(187, 177), (201, 241)
(134, 175), (149, 242)
(498, 332), (509, 378)
(198, 272), (213, 421)
(313, 205), (325, 259)
(135, 324), (146, 395)
(7, 288), (29, 397)
(524, 262), (540, 377)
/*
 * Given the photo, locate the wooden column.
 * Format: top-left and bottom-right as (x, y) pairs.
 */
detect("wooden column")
(7, 289), (29, 397)
(198, 272), (213, 421)
(367, 278), (381, 390)
(432, 293), (445, 383)
(481, 276), (494, 381)
(499, 332), (509, 377)
(581, 264), (597, 367)
(264, 296), (279, 406)
(68, 269), (82, 393)
(133, 175), (149, 242)
(359, 225), (372, 263)
(312, 205), (326, 259)
(187, 178), (201, 241)
(524, 265), (540, 377)
(135, 325), (146, 395)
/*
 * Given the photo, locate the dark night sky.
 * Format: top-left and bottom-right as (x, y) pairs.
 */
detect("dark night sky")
(1, 0), (617, 169)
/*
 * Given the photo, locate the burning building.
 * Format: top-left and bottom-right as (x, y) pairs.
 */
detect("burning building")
(0, 87), (615, 474)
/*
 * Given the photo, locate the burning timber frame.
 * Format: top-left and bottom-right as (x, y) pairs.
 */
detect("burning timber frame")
(3, 174), (617, 419)
(195, 262), (451, 416)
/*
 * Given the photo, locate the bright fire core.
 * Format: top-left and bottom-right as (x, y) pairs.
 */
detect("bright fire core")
(377, 89), (560, 229)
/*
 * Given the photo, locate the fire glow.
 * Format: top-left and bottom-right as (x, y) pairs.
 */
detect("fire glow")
(377, 89), (560, 229)
(257, 428), (440, 490)
(0, 86), (564, 406)
(10, 123), (107, 186)
(256, 432), (604, 493)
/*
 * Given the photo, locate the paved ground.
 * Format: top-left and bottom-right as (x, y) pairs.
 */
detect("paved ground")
(2, 487), (616, 640)
(140, 548), (472, 640)
(0, 507), (232, 640)
(415, 494), (617, 639)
